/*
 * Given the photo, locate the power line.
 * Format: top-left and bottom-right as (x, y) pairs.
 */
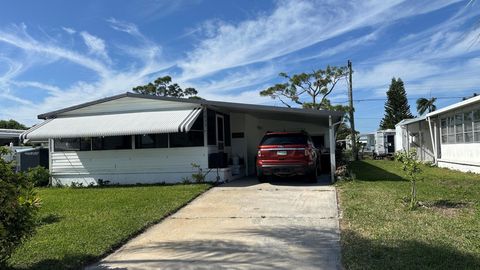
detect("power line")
(334, 96), (465, 103)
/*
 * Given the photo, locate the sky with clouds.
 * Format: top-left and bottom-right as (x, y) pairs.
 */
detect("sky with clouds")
(0, 0), (479, 132)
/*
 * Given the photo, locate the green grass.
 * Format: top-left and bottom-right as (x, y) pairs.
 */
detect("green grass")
(338, 160), (480, 270)
(7, 183), (211, 270)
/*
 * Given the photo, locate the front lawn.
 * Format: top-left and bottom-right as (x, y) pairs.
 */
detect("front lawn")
(338, 160), (480, 269)
(7, 183), (211, 270)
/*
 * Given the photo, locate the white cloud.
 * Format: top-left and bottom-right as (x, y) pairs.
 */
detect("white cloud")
(179, 0), (461, 80)
(107, 18), (141, 37)
(0, 22), (171, 124)
(0, 24), (109, 77)
(80, 31), (109, 61)
(62, 27), (76, 34)
(10, 81), (62, 95)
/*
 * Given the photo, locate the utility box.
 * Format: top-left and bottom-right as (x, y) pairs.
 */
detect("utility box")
(16, 148), (49, 172)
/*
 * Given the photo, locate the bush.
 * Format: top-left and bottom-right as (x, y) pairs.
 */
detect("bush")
(0, 147), (41, 265)
(396, 149), (422, 210)
(26, 166), (50, 187)
(191, 163), (205, 183)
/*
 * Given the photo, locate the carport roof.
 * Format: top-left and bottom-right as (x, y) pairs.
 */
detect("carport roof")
(37, 92), (345, 123)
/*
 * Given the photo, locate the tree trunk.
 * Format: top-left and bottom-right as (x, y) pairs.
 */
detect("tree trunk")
(411, 180), (417, 209)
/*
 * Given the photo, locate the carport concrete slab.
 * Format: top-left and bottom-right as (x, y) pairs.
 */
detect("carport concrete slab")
(87, 178), (341, 270)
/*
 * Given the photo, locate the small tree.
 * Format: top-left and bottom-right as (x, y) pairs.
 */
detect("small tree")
(0, 147), (40, 264)
(396, 149), (422, 210)
(132, 75), (199, 98)
(260, 66), (349, 110)
(380, 78), (413, 129)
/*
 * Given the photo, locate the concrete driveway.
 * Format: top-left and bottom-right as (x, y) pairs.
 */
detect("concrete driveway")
(88, 177), (341, 270)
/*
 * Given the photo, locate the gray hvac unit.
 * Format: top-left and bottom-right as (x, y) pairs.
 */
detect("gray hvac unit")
(16, 148), (49, 172)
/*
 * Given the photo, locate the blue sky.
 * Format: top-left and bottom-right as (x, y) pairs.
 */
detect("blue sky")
(0, 0), (479, 132)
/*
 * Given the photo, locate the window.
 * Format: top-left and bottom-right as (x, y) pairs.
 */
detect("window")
(447, 116), (455, 143)
(260, 134), (308, 145)
(217, 116), (224, 141)
(80, 138), (92, 151)
(455, 113), (463, 143)
(441, 108), (480, 144)
(170, 131), (204, 147)
(464, 112), (473, 142)
(441, 118), (447, 144)
(54, 138), (80, 151)
(474, 110), (480, 142)
(92, 136), (132, 150)
(135, 134), (168, 149)
(207, 109), (216, 145)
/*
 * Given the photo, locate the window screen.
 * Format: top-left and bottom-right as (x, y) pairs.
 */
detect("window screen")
(135, 134), (168, 149)
(170, 131), (204, 147)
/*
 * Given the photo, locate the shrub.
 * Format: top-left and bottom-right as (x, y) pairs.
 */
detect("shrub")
(0, 147), (41, 265)
(396, 149), (422, 210)
(26, 166), (50, 187)
(191, 163), (205, 183)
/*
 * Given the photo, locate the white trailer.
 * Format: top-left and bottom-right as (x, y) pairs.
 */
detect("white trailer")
(374, 129), (396, 158)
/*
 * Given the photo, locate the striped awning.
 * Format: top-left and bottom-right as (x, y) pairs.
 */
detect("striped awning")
(20, 107), (203, 140)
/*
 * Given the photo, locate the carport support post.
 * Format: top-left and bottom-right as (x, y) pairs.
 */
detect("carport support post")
(329, 116), (336, 183)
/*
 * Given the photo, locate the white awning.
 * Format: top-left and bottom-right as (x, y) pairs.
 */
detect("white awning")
(20, 107), (203, 140)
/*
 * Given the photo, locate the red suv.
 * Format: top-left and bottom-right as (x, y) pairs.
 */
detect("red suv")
(256, 131), (319, 182)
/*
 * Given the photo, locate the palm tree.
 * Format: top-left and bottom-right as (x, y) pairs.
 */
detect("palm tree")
(416, 97), (437, 115)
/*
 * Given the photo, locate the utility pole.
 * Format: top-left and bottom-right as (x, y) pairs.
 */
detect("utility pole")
(348, 60), (357, 161)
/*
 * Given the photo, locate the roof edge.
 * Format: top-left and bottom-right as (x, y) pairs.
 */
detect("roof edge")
(426, 95), (480, 117)
(38, 92), (345, 119)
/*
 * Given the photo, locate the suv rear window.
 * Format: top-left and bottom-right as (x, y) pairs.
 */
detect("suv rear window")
(260, 134), (308, 145)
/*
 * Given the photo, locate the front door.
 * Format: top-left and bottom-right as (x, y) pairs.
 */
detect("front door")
(387, 135), (395, 153)
(216, 115), (225, 151)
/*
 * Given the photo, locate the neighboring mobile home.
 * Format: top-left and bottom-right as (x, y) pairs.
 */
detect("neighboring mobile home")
(0, 128), (24, 146)
(395, 116), (435, 162)
(20, 93), (344, 185)
(396, 95), (480, 173)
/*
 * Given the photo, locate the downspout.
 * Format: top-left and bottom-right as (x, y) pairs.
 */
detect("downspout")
(427, 116), (437, 165)
(329, 115), (343, 184)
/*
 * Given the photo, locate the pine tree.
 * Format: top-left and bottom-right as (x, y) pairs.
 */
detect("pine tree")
(380, 78), (413, 129)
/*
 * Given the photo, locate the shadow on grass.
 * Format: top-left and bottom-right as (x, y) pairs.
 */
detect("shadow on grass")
(342, 230), (480, 270)
(349, 160), (406, 182)
(426, 199), (470, 209)
(38, 213), (62, 225)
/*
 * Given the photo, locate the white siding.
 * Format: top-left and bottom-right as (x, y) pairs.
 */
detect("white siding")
(437, 160), (480, 174)
(51, 147), (209, 185)
(439, 144), (480, 170)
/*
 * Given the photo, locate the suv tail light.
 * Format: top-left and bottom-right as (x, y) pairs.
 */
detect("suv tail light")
(257, 149), (262, 157)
